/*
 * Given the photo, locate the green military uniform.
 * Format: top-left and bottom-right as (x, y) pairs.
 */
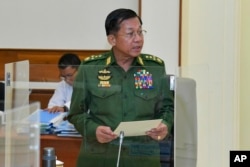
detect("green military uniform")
(68, 51), (174, 167)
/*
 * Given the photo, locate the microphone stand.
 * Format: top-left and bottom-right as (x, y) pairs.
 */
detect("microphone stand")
(116, 131), (124, 167)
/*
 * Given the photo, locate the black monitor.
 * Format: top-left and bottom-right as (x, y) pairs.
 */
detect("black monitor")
(0, 82), (4, 111)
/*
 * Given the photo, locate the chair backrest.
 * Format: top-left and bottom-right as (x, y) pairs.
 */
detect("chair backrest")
(175, 76), (197, 167)
(160, 75), (197, 167)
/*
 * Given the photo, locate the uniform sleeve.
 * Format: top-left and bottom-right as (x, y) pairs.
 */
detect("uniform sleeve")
(154, 68), (174, 132)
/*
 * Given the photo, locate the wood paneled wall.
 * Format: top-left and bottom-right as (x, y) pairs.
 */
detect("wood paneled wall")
(0, 49), (106, 81)
(0, 49), (107, 108)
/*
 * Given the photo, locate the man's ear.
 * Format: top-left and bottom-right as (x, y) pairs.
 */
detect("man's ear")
(107, 35), (116, 46)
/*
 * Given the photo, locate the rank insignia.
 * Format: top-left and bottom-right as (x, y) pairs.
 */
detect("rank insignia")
(98, 69), (112, 87)
(134, 69), (153, 89)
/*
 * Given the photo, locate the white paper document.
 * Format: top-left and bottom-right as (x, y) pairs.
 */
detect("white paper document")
(114, 119), (162, 137)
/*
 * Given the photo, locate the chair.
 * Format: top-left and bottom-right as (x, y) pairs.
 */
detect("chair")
(160, 76), (197, 167)
(175, 77), (197, 167)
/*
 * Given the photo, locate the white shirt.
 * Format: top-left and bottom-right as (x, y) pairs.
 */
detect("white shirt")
(47, 80), (72, 109)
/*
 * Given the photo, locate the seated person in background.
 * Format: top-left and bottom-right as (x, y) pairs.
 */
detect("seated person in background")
(45, 53), (81, 112)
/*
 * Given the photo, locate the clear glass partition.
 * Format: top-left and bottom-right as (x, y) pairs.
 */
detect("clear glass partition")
(4, 62), (60, 112)
(3, 60), (42, 167)
(4, 60), (30, 110)
(2, 61), (211, 167)
(0, 102), (40, 167)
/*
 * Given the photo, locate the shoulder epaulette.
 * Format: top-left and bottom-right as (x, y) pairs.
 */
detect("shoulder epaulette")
(83, 54), (106, 62)
(141, 54), (164, 64)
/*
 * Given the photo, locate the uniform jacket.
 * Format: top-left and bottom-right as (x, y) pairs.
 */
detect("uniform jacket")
(68, 51), (174, 167)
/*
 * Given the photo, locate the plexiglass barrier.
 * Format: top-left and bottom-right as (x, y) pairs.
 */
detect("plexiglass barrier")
(3, 60), (61, 109)
(0, 102), (40, 167)
(4, 62), (61, 112)
(4, 60), (30, 111)
(2, 60), (210, 167)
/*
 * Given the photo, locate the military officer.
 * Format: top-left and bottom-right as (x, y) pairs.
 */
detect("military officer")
(68, 8), (174, 167)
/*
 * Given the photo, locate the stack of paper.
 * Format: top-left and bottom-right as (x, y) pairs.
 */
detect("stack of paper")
(27, 109), (80, 136)
(40, 110), (67, 125)
(39, 110), (67, 134)
(54, 120), (81, 137)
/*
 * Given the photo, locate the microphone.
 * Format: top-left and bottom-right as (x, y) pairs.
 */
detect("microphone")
(119, 131), (124, 145)
(116, 131), (124, 167)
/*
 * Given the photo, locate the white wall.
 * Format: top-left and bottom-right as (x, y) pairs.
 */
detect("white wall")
(141, 0), (180, 75)
(240, 0), (250, 149)
(0, 0), (138, 49)
(0, 0), (180, 75)
(181, 0), (240, 167)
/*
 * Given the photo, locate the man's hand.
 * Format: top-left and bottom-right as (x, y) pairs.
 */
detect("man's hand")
(146, 123), (168, 141)
(96, 126), (117, 143)
(44, 106), (64, 113)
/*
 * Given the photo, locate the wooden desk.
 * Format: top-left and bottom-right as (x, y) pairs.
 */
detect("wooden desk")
(40, 135), (82, 167)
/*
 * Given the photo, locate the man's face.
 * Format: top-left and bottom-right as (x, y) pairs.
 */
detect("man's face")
(111, 17), (144, 58)
(59, 66), (77, 86)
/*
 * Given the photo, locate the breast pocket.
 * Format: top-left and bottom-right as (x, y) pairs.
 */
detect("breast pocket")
(134, 90), (159, 116)
(89, 85), (122, 114)
(90, 84), (121, 98)
(134, 89), (158, 100)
